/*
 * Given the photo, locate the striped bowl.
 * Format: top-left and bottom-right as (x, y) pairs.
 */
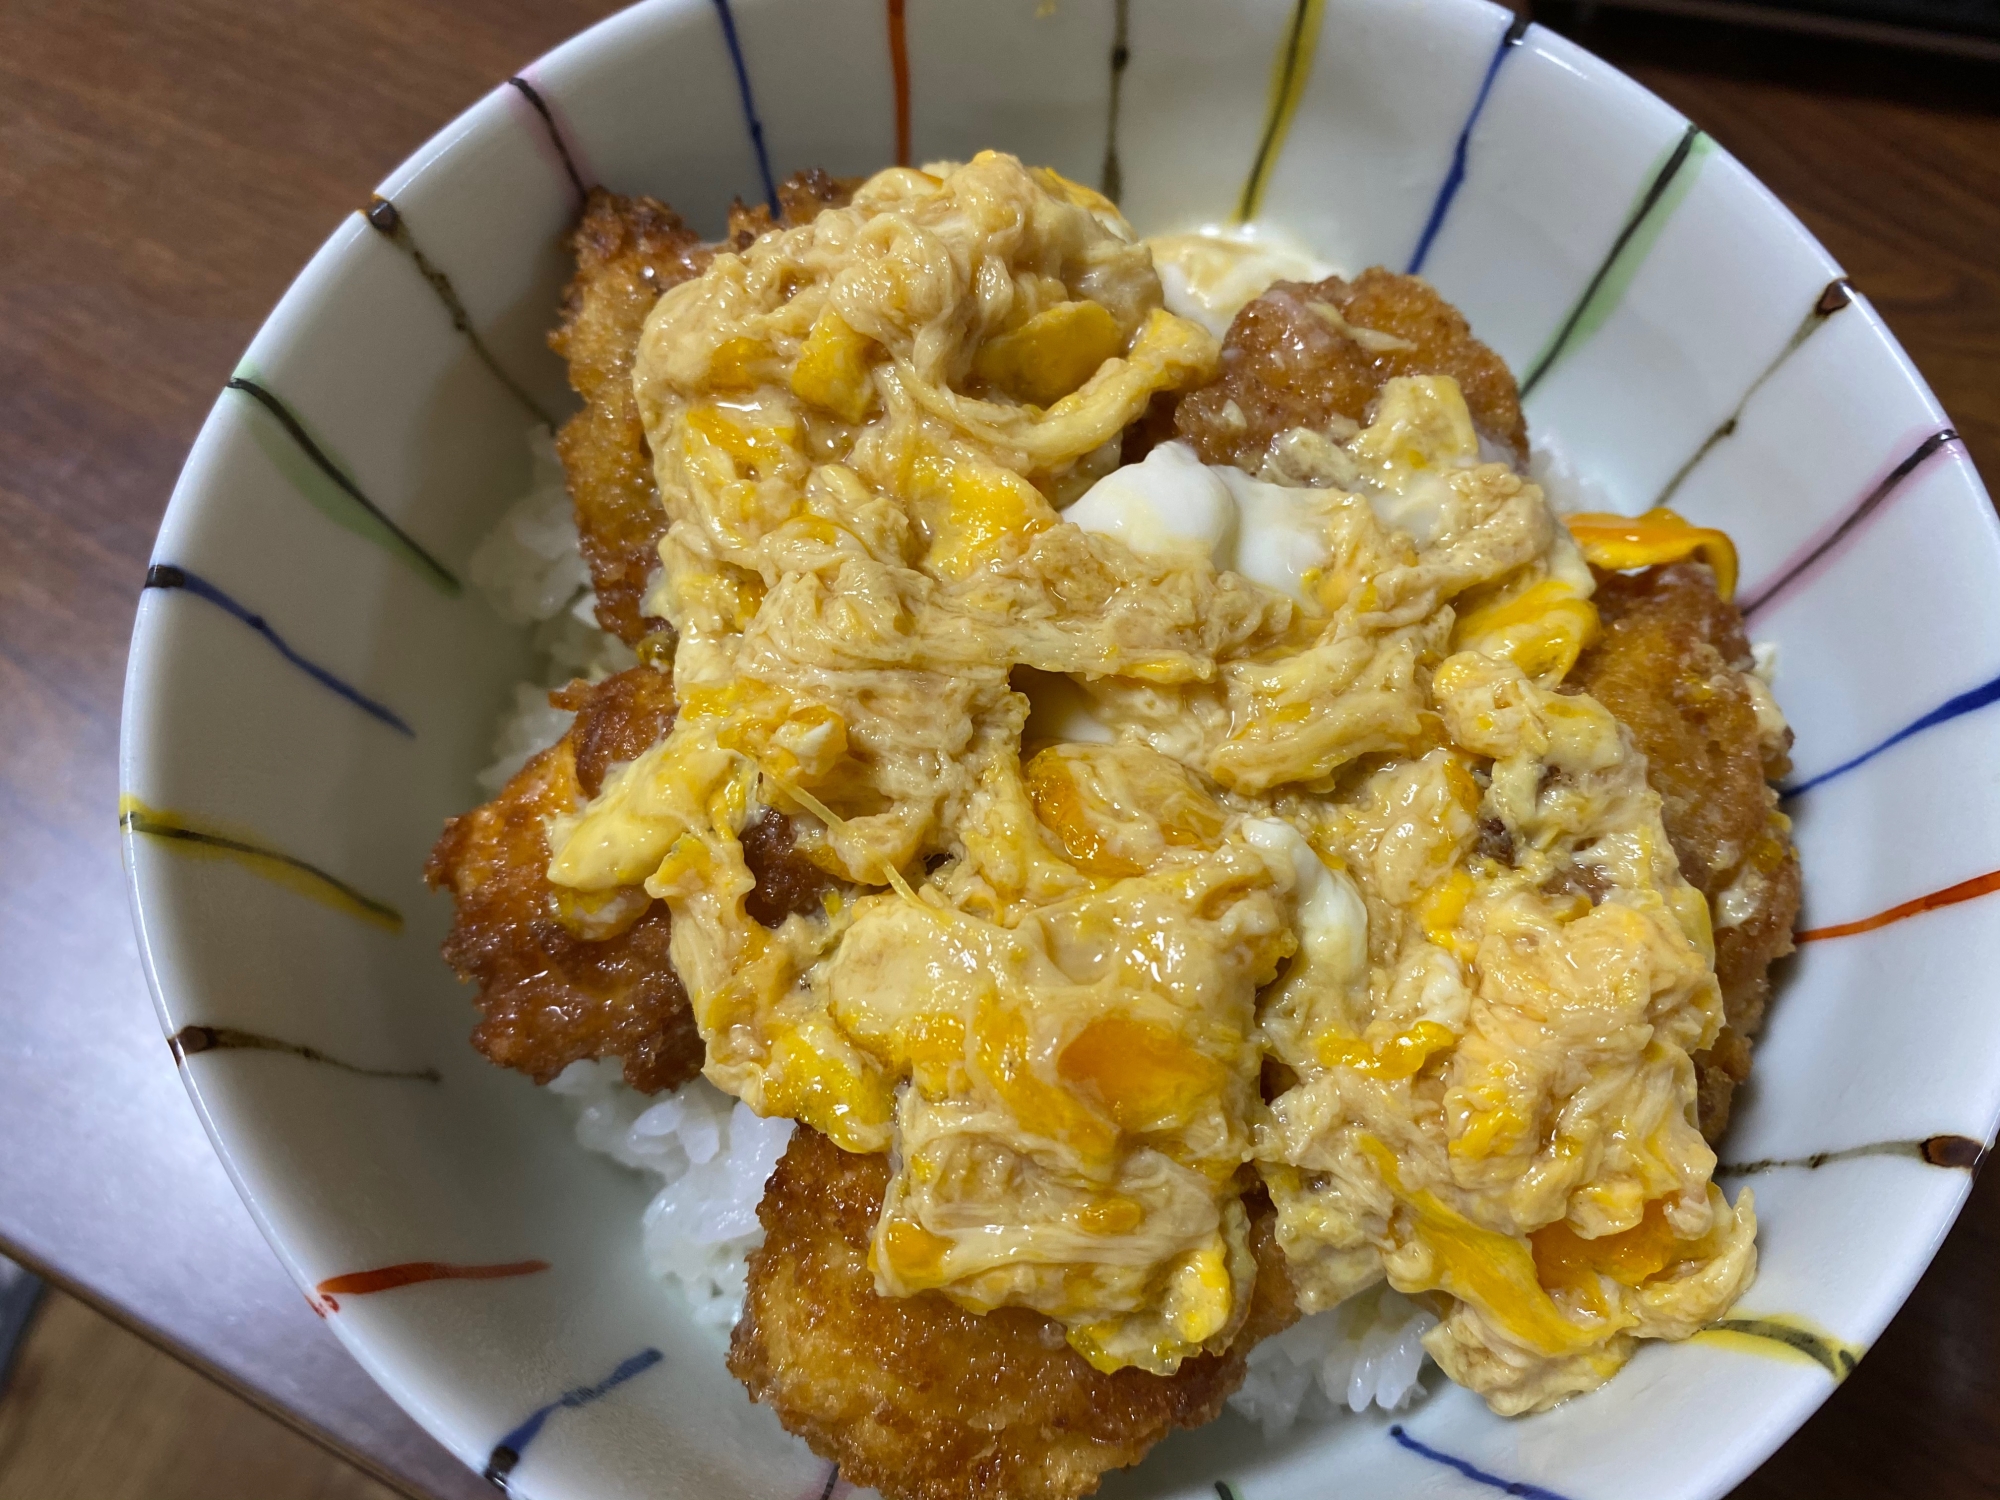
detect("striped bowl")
(120, 1), (1999, 1498)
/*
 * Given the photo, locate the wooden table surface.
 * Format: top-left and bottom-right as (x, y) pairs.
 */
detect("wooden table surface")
(1, 2), (1993, 1497)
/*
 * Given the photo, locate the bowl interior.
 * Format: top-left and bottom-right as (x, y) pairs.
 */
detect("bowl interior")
(122, 2), (2000, 1498)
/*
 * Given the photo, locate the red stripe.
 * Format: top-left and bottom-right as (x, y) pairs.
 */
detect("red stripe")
(887, 0), (910, 167)
(313, 1259), (549, 1307)
(1796, 868), (2000, 943)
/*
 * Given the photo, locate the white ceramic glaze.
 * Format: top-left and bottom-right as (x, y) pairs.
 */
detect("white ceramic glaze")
(121, 2), (2000, 1498)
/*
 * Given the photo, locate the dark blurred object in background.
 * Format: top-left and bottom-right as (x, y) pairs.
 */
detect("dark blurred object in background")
(1533, 0), (1999, 58)
(0, 1256), (46, 1399)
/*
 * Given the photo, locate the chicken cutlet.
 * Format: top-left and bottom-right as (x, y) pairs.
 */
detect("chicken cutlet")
(1173, 267), (1529, 471)
(427, 665), (696, 1091)
(427, 666), (836, 1091)
(730, 1129), (1299, 1500)
(550, 172), (857, 644)
(433, 156), (1799, 1494)
(1572, 561), (1801, 1139)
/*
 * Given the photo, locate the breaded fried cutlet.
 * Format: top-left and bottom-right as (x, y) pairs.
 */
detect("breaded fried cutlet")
(550, 192), (712, 646)
(551, 172), (858, 644)
(428, 669), (844, 1093)
(730, 1130), (1299, 1500)
(1174, 268), (1528, 470)
(1571, 562), (1801, 1140)
(426, 666), (700, 1092)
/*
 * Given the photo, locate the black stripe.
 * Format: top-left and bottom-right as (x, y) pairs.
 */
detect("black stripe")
(1099, 0), (1132, 206)
(1650, 277), (1852, 509)
(506, 76), (590, 206)
(170, 1024), (440, 1083)
(363, 195), (556, 429)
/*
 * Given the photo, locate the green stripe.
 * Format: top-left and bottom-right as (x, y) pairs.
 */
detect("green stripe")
(1521, 127), (1712, 398)
(230, 365), (461, 595)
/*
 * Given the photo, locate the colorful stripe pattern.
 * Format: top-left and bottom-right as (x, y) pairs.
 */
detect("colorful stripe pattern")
(1795, 868), (2000, 944)
(170, 1024), (439, 1083)
(1520, 125), (1711, 397)
(313, 1259), (549, 1313)
(711, 0), (777, 213)
(1405, 12), (1529, 276)
(362, 195), (555, 429)
(1742, 428), (1962, 619)
(140, 19), (2000, 1489)
(227, 374), (460, 594)
(484, 1348), (666, 1489)
(121, 798), (403, 932)
(142, 564), (412, 735)
(1387, 1426), (1575, 1500)
(1653, 280), (1851, 509)
(1233, 0), (1326, 223)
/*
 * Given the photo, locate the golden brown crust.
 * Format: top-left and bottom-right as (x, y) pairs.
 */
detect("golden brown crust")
(1571, 562), (1801, 1139)
(1174, 268), (1528, 470)
(426, 667), (701, 1093)
(428, 664), (843, 1093)
(550, 190), (713, 646)
(730, 1131), (1297, 1500)
(739, 807), (842, 928)
(551, 177), (861, 644)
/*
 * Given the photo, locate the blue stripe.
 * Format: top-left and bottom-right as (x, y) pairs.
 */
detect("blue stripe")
(1406, 13), (1528, 276)
(484, 1347), (663, 1487)
(1389, 1426), (1577, 1500)
(143, 564), (413, 737)
(711, 0), (777, 213)
(1784, 668), (2000, 800)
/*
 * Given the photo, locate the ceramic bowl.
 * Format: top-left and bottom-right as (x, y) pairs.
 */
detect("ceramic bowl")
(121, 1), (2000, 1497)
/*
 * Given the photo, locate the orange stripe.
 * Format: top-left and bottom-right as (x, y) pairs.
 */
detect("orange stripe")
(314, 1259), (549, 1301)
(887, 0), (910, 167)
(1796, 868), (2000, 943)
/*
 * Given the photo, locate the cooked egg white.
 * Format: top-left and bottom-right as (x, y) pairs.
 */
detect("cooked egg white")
(542, 153), (1760, 1409)
(1065, 440), (1327, 606)
(1149, 225), (1337, 336)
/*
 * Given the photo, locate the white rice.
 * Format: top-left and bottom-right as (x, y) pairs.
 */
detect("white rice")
(1528, 433), (1617, 517)
(468, 427), (635, 793)
(1228, 1284), (1438, 1436)
(472, 425), (1435, 1425)
(551, 1059), (796, 1330)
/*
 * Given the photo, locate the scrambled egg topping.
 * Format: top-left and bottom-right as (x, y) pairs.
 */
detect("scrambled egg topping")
(542, 153), (1757, 1407)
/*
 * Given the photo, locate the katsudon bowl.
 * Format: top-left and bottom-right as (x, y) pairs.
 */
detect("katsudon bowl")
(120, 0), (2000, 1496)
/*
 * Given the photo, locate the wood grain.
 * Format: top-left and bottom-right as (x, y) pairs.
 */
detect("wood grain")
(0, 1291), (398, 1500)
(0, 1), (1992, 1497)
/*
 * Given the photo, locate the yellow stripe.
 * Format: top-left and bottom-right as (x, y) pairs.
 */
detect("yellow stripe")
(119, 795), (403, 933)
(1234, 0), (1326, 223)
(1693, 1315), (1861, 1380)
